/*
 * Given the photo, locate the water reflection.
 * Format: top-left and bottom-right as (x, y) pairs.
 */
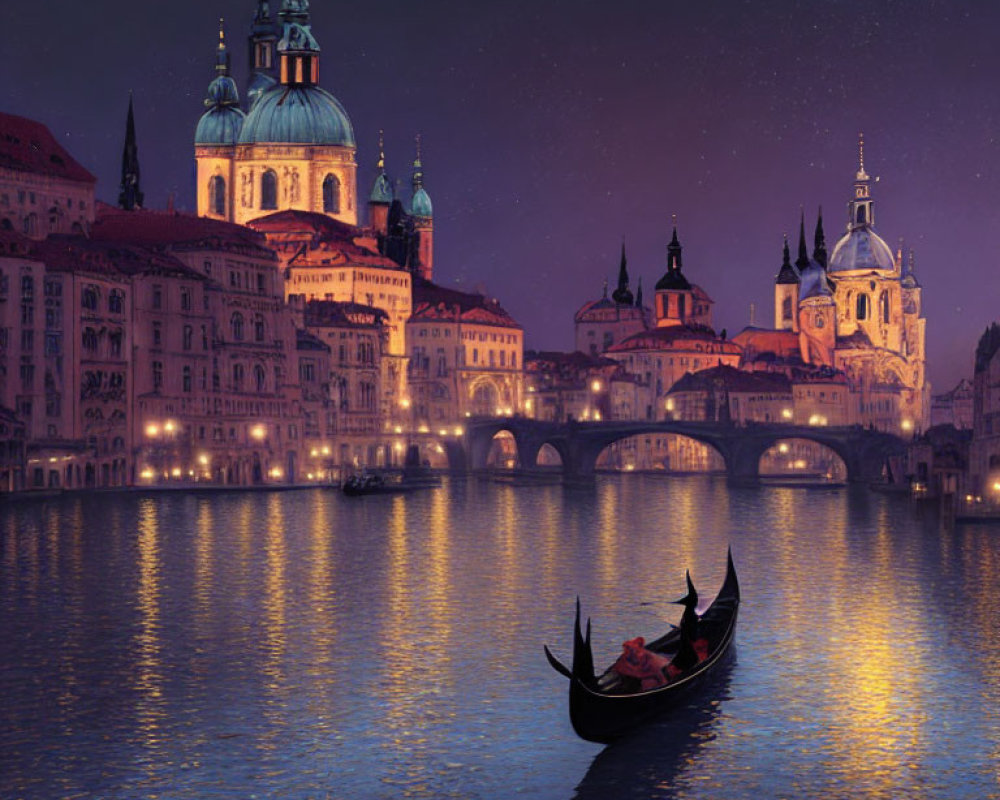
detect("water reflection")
(574, 659), (735, 799)
(2, 478), (1000, 798)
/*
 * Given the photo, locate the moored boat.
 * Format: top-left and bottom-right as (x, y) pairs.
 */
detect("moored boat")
(545, 550), (739, 743)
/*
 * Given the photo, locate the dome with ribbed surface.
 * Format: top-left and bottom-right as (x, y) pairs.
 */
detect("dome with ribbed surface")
(239, 85), (355, 146)
(411, 186), (433, 217)
(828, 227), (895, 272)
(247, 72), (277, 108)
(196, 105), (246, 145)
(370, 172), (393, 203)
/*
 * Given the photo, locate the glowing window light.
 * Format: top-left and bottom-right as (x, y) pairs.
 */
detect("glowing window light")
(251, 424), (266, 440)
(140, 468), (155, 480)
(198, 453), (209, 465)
(146, 423), (160, 437)
(591, 380), (602, 393)
(453, 426), (464, 436)
(164, 420), (176, 433)
(418, 424), (430, 433)
(321, 446), (330, 456)
(781, 408), (793, 420)
(269, 467), (283, 479)
(171, 467), (182, 477)
(778, 443), (789, 454)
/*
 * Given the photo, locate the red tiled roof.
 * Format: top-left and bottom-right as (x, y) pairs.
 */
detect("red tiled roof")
(608, 324), (740, 354)
(732, 326), (801, 360)
(0, 113), (96, 183)
(92, 204), (274, 259)
(668, 364), (791, 395)
(247, 209), (398, 268)
(0, 229), (42, 261)
(37, 235), (202, 280)
(411, 277), (521, 328)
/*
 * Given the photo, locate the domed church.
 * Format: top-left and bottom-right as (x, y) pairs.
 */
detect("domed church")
(772, 136), (929, 432)
(195, 0), (358, 226)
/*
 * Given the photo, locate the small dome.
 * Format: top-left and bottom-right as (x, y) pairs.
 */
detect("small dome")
(411, 186), (433, 217)
(207, 75), (240, 107)
(370, 172), (393, 204)
(239, 84), (355, 146)
(829, 227), (895, 272)
(247, 72), (277, 108)
(196, 106), (246, 145)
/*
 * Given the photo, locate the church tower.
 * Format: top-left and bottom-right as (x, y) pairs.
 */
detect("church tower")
(796, 217), (836, 367)
(199, 0), (358, 225)
(195, 20), (245, 220)
(774, 232), (799, 331)
(410, 136), (433, 281)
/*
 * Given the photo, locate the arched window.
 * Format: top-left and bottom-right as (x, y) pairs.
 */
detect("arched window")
(782, 295), (792, 321)
(323, 174), (340, 213)
(261, 169), (277, 210)
(233, 363), (244, 391)
(879, 290), (890, 324)
(254, 364), (266, 392)
(254, 315), (265, 342)
(231, 312), (245, 341)
(856, 205), (866, 225)
(856, 293), (870, 321)
(210, 176), (226, 215)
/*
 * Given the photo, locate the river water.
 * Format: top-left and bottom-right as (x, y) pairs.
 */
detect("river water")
(1, 476), (999, 799)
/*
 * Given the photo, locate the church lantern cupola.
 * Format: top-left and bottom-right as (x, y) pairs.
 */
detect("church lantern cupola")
(247, 1), (280, 107)
(369, 129), (394, 233)
(277, 0), (321, 87)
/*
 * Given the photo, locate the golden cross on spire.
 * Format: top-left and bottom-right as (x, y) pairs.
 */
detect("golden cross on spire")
(377, 129), (385, 171)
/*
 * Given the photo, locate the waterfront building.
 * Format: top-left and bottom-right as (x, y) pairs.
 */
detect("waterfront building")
(407, 280), (524, 422)
(665, 365), (792, 424)
(297, 297), (390, 469)
(968, 324), (1000, 496)
(0, 404), (25, 491)
(91, 205), (309, 485)
(523, 350), (635, 423)
(574, 244), (650, 356)
(772, 138), (929, 434)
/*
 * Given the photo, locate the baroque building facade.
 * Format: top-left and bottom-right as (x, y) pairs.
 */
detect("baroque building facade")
(772, 139), (929, 434)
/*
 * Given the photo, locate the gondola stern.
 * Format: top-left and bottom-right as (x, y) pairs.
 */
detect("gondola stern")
(571, 600), (596, 683)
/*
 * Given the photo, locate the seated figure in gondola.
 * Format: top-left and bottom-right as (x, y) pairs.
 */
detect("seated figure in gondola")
(611, 636), (671, 690)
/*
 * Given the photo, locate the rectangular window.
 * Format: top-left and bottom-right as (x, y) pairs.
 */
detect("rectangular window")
(44, 332), (60, 356)
(21, 329), (33, 351)
(152, 285), (162, 310)
(181, 289), (192, 311)
(19, 363), (34, 389)
(153, 322), (162, 347)
(152, 361), (163, 391)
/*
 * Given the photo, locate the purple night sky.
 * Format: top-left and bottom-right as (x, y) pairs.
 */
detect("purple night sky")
(4, 0), (998, 392)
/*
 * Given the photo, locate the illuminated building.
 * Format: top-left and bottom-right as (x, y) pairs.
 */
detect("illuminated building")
(770, 137), (929, 434)
(574, 244), (650, 356)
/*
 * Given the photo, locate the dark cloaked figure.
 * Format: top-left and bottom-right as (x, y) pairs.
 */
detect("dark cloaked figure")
(670, 571), (700, 673)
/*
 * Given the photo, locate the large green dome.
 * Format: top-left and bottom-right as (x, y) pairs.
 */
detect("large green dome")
(195, 105), (245, 146)
(238, 85), (355, 147)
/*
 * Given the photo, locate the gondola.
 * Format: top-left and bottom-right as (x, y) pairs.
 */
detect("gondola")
(544, 550), (739, 743)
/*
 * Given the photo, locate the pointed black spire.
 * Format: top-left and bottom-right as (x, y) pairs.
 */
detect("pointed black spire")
(795, 209), (810, 272)
(118, 94), (143, 211)
(812, 207), (827, 268)
(611, 241), (634, 305)
(776, 233), (799, 284)
(635, 277), (644, 309)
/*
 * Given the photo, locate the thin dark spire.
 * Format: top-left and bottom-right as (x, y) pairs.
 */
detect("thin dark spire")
(795, 208), (809, 271)
(635, 276), (643, 309)
(611, 240), (633, 305)
(813, 206), (827, 268)
(118, 93), (143, 211)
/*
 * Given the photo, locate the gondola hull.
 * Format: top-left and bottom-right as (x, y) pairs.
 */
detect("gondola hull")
(547, 551), (739, 743)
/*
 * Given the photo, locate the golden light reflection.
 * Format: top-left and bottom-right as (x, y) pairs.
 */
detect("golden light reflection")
(193, 499), (215, 633)
(134, 499), (165, 747)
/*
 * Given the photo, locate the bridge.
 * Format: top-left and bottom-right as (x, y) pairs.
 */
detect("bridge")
(449, 418), (907, 485)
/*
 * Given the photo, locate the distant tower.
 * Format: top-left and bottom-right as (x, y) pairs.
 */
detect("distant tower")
(247, 0), (280, 108)
(654, 222), (694, 327)
(195, 19), (246, 219)
(611, 242), (634, 305)
(410, 135), (433, 281)
(797, 215), (836, 367)
(118, 94), (143, 210)
(368, 130), (393, 234)
(774, 232), (799, 331)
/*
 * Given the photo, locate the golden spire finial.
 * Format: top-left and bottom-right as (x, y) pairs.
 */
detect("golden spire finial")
(377, 129), (385, 171)
(858, 131), (865, 173)
(671, 213), (678, 230)
(219, 17), (226, 49)
(415, 132), (422, 165)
